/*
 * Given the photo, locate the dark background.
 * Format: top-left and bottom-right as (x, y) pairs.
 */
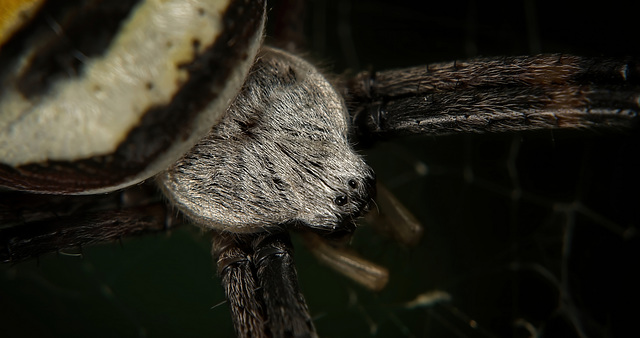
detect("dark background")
(2, 1), (639, 337)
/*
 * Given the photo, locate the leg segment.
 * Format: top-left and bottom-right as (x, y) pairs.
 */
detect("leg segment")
(213, 231), (316, 338)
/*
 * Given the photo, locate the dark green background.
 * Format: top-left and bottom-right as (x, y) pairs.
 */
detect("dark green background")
(2, 1), (639, 337)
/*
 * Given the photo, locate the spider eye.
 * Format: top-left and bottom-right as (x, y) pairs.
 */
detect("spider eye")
(348, 179), (358, 189)
(334, 195), (348, 206)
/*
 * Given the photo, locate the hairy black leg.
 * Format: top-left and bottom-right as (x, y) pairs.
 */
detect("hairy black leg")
(214, 234), (267, 338)
(253, 233), (316, 338)
(0, 183), (178, 263)
(347, 56), (640, 142)
(213, 231), (316, 338)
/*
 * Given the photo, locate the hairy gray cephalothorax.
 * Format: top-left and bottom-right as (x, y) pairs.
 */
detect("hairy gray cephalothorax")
(159, 47), (375, 233)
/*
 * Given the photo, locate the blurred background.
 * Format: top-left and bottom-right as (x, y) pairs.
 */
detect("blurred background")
(2, 1), (639, 337)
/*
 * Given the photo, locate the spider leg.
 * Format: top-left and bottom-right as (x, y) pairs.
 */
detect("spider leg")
(302, 232), (389, 292)
(254, 233), (317, 338)
(213, 234), (267, 337)
(347, 55), (639, 142)
(365, 182), (424, 247)
(0, 183), (178, 263)
(295, 182), (419, 291)
(213, 231), (317, 338)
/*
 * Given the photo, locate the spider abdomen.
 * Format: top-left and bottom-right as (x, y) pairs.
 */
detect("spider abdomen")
(0, 0), (265, 194)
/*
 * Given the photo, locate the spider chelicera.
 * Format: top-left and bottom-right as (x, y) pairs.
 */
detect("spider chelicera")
(1, 1), (639, 337)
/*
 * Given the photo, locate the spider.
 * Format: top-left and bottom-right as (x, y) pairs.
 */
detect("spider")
(1, 1), (639, 337)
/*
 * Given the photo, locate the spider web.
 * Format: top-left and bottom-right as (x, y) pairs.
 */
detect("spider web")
(1, 1), (638, 337)
(301, 130), (639, 338)
(297, 1), (639, 337)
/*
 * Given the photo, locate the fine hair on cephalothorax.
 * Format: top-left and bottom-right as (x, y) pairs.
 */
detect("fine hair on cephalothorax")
(160, 47), (376, 234)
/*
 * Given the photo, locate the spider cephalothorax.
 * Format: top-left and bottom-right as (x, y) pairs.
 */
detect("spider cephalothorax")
(160, 47), (376, 234)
